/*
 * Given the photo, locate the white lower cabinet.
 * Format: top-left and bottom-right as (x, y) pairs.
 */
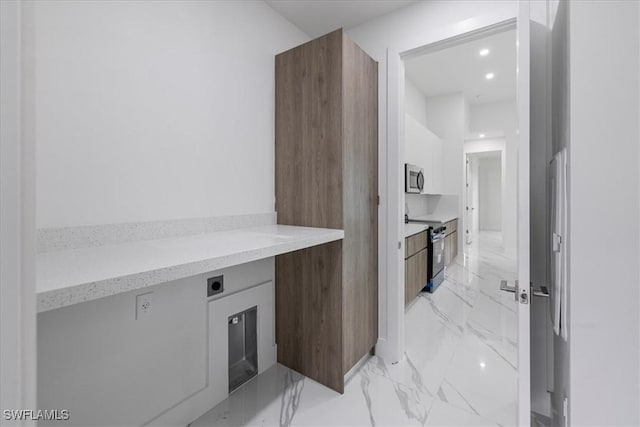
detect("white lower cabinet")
(149, 258), (276, 426)
(38, 274), (208, 427)
(38, 258), (276, 427)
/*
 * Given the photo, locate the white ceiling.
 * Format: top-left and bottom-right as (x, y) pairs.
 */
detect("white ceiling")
(265, 0), (417, 38)
(404, 29), (517, 105)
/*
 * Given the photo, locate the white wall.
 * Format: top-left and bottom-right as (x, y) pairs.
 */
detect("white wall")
(34, 0), (308, 228)
(478, 156), (502, 231)
(405, 77), (429, 128)
(568, 1), (640, 425)
(31, 2), (307, 425)
(469, 99), (517, 251)
(405, 194), (427, 218)
(423, 194), (459, 219)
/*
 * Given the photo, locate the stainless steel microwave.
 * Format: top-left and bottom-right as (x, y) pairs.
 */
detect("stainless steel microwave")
(405, 163), (424, 194)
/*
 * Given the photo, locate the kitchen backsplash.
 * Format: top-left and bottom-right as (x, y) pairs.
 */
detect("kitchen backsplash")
(405, 194), (459, 219)
(405, 193), (428, 217)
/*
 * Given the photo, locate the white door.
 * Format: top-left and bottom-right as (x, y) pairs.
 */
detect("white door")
(516, 1), (532, 425)
(387, 8), (536, 422)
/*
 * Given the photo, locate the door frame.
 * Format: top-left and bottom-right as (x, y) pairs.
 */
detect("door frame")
(516, 1), (532, 424)
(464, 143), (509, 246)
(382, 7), (531, 425)
(0, 0), (38, 417)
(381, 15), (517, 363)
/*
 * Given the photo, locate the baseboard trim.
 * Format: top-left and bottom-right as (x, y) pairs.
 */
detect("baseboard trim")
(344, 348), (374, 383)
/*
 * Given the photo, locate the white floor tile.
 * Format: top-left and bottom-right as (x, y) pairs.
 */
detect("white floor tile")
(425, 400), (500, 426)
(439, 334), (517, 426)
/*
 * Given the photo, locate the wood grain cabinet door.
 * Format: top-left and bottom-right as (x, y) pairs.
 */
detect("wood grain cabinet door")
(451, 231), (458, 262)
(275, 28), (378, 393)
(443, 220), (458, 266)
(405, 248), (428, 306)
(443, 234), (451, 266)
(405, 231), (428, 259)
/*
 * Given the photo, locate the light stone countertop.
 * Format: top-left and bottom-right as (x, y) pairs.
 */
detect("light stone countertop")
(410, 214), (458, 224)
(37, 224), (344, 313)
(404, 223), (430, 238)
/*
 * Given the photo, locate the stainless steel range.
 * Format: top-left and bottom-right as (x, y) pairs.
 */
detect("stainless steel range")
(426, 224), (446, 292)
(406, 218), (446, 293)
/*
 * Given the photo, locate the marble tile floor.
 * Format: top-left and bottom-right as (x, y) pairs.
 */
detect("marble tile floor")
(191, 231), (518, 427)
(531, 412), (551, 427)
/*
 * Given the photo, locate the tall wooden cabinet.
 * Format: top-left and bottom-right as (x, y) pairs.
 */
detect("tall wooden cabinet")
(274, 29), (378, 393)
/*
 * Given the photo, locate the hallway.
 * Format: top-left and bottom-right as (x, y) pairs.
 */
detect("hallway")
(192, 232), (518, 427)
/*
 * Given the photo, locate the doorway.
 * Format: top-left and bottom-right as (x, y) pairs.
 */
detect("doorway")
(397, 22), (522, 426)
(465, 154), (476, 245)
(475, 152), (502, 235)
(465, 146), (511, 252)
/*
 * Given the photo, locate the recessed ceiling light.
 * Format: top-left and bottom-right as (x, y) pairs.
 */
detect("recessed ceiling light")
(485, 72), (495, 80)
(479, 48), (490, 56)
(479, 134), (485, 138)
(480, 362), (486, 369)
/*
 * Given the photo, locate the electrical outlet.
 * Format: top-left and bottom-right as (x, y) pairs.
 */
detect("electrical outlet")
(207, 275), (224, 297)
(136, 292), (153, 319)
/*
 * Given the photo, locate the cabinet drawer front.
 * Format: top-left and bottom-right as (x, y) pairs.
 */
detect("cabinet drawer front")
(445, 219), (457, 236)
(444, 231), (458, 266)
(405, 231), (428, 258)
(451, 231), (458, 261)
(405, 248), (428, 306)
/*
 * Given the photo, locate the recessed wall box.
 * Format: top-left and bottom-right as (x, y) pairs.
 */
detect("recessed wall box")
(207, 275), (224, 297)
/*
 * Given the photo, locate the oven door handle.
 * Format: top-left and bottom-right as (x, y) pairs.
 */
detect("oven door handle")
(432, 233), (446, 241)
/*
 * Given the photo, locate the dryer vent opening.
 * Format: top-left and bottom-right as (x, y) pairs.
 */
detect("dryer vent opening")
(228, 306), (258, 392)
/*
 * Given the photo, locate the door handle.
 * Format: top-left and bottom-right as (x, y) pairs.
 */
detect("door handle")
(501, 280), (549, 301)
(500, 280), (519, 302)
(500, 279), (516, 293)
(531, 284), (550, 298)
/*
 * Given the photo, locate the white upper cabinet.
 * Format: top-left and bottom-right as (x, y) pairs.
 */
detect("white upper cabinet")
(431, 136), (443, 194)
(404, 114), (444, 194)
